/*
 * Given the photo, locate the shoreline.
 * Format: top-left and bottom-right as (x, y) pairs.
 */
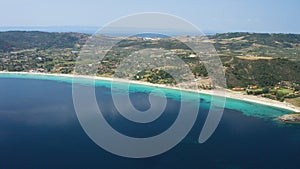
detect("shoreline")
(1, 71), (300, 113)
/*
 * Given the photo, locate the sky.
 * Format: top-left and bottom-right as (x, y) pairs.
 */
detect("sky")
(0, 0), (299, 33)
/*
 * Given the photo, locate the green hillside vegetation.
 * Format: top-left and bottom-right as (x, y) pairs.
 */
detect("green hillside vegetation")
(224, 57), (300, 88)
(0, 31), (299, 90)
(212, 32), (300, 61)
(0, 31), (88, 51)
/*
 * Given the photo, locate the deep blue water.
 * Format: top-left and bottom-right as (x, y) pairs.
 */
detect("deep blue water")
(0, 74), (300, 169)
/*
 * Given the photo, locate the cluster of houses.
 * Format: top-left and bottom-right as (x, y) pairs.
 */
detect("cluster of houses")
(231, 81), (300, 98)
(232, 85), (258, 91)
(29, 68), (46, 73)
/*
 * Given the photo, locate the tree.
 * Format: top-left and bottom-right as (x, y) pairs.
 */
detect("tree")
(294, 86), (300, 91)
(275, 91), (285, 100)
(262, 87), (270, 94)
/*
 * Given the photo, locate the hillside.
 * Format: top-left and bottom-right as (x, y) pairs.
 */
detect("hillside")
(0, 31), (299, 89)
(212, 32), (300, 61)
(209, 32), (300, 88)
(0, 31), (88, 51)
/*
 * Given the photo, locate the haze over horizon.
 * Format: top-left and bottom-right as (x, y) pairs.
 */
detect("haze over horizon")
(0, 0), (299, 34)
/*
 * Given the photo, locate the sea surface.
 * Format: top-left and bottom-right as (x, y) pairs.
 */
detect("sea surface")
(0, 73), (299, 169)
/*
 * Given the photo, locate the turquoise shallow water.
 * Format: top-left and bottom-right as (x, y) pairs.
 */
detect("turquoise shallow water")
(0, 73), (292, 120)
(0, 73), (299, 169)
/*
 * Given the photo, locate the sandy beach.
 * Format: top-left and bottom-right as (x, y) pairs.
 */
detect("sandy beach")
(1, 71), (300, 113)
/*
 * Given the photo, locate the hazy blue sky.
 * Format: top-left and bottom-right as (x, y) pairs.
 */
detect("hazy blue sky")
(1, 0), (299, 33)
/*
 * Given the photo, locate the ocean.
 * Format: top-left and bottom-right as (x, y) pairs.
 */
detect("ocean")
(0, 73), (299, 169)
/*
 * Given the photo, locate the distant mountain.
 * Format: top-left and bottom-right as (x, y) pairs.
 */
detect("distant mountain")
(0, 26), (99, 34)
(0, 26), (217, 36)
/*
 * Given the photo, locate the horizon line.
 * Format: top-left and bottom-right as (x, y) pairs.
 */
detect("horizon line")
(0, 26), (299, 35)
